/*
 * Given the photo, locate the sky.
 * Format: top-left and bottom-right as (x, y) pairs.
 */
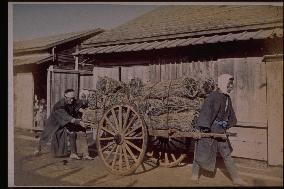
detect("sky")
(12, 3), (158, 41)
(11, 2), (282, 41)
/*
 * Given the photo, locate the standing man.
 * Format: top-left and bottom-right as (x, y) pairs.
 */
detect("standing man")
(191, 74), (247, 186)
(72, 90), (94, 160)
(34, 89), (84, 160)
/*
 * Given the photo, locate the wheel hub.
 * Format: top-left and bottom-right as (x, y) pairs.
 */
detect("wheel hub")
(114, 134), (124, 145)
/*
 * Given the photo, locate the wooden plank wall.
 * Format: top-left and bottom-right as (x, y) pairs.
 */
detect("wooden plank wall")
(80, 74), (94, 90)
(92, 66), (119, 89)
(265, 57), (283, 166)
(14, 73), (34, 129)
(121, 65), (150, 83)
(50, 71), (79, 110)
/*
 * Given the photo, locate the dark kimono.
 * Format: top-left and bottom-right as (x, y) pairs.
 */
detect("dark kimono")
(39, 98), (79, 157)
(194, 91), (237, 172)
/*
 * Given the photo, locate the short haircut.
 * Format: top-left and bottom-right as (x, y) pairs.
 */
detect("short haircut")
(64, 89), (75, 94)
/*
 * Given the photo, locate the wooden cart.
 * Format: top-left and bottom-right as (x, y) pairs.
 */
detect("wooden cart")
(83, 102), (234, 176)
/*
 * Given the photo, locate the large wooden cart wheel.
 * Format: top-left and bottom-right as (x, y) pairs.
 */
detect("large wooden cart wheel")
(96, 104), (148, 175)
(147, 136), (188, 167)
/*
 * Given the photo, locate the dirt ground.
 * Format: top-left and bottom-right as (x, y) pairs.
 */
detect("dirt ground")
(12, 128), (283, 187)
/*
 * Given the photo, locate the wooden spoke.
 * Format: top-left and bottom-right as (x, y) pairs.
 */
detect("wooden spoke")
(119, 106), (123, 132)
(118, 145), (123, 171)
(123, 115), (137, 134)
(111, 145), (120, 168)
(125, 140), (142, 153)
(125, 125), (142, 137)
(111, 108), (120, 130)
(164, 153), (169, 164)
(171, 153), (177, 162)
(149, 137), (187, 168)
(105, 144), (118, 161)
(122, 107), (131, 130)
(100, 142), (115, 152)
(99, 136), (115, 141)
(141, 162), (146, 171)
(122, 144), (130, 170)
(105, 116), (118, 133)
(124, 136), (143, 140)
(100, 126), (115, 136)
(125, 142), (138, 163)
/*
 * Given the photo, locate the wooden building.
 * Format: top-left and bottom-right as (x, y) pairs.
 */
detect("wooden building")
(74, 6), (283, 166)
(13, 28), (104, 130)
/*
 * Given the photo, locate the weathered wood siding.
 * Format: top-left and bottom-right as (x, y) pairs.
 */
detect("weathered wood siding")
(265, 56), (283, 166)
(121, 65), (150, 83)
(228, 127), (267, 160)
(50, 70), (79, 110)
(14, 73), (34, 129)
(80, 74), (93, 90)
(92, 66), (119, 89)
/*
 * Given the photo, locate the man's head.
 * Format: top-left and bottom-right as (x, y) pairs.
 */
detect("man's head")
(217, 74), (234, 94)
(64, 89), (76, 104)
(79, 90), (90, 105)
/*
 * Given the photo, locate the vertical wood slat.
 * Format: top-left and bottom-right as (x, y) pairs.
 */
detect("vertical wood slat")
(50, 70), (79, 110)
(161, 61), (167, 82)
(156, 63), (161, 83)
(80, 75), (94, 90)
(266, 57), (283, 165)
(46, 66), (52, 117)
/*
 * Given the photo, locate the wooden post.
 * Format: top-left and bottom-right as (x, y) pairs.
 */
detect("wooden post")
(263, 54), (283, 166)
(46, 65), (53, 117)
(75, 45), (79, 70)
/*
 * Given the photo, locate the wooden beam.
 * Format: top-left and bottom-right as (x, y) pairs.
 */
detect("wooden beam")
(46, 65), (53, 117)
(75, 45), (79, 70)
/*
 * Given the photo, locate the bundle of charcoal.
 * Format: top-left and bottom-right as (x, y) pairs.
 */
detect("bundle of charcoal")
(144, 110), (198, 132)
(198, 78), (216, 98)
(128, 77), (144, 98)
(88, 90), (104, 110)
(142, 77), (199, 99)
(96, 76), (125, 94)
(104, 92), (130, 109)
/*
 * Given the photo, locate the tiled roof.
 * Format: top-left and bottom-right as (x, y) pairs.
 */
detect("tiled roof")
(76, 27), (282, 55)
(13, 53), (52, 66)
(14, 28), (104, 54)
(83, 5), (283, 46)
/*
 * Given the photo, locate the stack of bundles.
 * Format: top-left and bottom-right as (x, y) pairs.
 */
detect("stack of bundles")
(141, 77), (199, 99)
(96, 76), (125, 94)
(88, 90), (104, 110)
(83, 76), (216, 131)
(131, 77), (216, 131)
(144, 111), (200, 132)
(83, 76), (130, 124)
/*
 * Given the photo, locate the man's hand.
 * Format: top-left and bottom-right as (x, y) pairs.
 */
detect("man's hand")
(71, 118), (81, 125)
(79, 121), (85, 127)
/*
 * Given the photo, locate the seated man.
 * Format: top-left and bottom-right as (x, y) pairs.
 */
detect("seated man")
(34, 89), (93, 160)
